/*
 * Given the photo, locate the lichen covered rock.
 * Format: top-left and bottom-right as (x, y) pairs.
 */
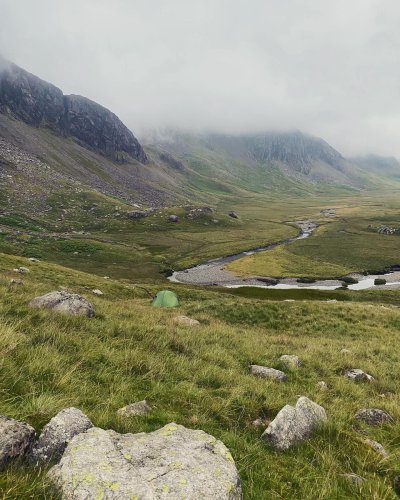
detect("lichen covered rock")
(261, 397), (327, 451)
(29, 291), (95, 317)
(0, 416), (35, 468)
(48, 423), (242, 499)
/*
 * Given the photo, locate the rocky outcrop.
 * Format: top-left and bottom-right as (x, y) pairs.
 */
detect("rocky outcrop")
(0, 58), (147, 163)
(28, 408), (93, 464)
(48, 423), (242, 499)
(29, 291), (95, 317)
(0, 416), (35, 468)
(261, 397), (327, 450)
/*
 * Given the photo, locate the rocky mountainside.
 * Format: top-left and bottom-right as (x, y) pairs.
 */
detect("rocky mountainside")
(0, 58), (147, 163)
(351, 154), (400, 180)
(147, 130), (369, 190)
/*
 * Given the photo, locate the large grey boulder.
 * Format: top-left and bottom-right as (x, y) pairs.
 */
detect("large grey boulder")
(355, 408), (393, 426)
(0, 416), (35, 468)
(28, 408), (93, 464)
(250, 365), (287, 381)
(48, 423), (242, 499)
(29, 291), (95, 317)
(261, 397), (327, 451)
(343, 369), (374, 382)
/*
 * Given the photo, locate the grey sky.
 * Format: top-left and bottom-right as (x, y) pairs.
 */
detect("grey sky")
(1, 0), (399, 156)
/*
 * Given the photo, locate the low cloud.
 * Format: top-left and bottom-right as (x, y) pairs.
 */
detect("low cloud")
(1, 0), (400, 156)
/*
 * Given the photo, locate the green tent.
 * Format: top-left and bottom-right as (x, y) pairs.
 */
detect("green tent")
(151, 290), (179, 308)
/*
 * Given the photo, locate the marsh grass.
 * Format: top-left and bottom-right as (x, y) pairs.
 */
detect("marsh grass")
(0, 253), (399, 498)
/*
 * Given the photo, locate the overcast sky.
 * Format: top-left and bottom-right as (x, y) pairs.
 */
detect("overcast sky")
(1, 0), (399, 156)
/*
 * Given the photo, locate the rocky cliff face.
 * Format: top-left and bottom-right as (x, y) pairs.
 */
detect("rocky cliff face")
(0, 58), (147, 163)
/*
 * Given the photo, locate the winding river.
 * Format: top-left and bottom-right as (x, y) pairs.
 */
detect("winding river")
(169, 221), (400, 291)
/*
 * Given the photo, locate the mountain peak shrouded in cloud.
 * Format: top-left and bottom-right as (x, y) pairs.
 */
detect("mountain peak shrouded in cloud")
(1, 0), (399, 157)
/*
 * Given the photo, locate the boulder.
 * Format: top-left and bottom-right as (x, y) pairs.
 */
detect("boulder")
(261, 396), (327, 451)
(364, 439), (388, 457)
(341, 473), (365, 486)
(250, 365), (287, 381)
(355, 408), (393, 425)
(0, 416), (35, 468)
(117, 401), (152, 418)
(92, 289), (103, 296)
(343, 369), (374, 382)
(48, 423), (242, 499)
(168, 215), (179, 223)
(28, 408), (93, 464)
(173, 315), (200, 327)
(279, 354), (301, 368)
(29, 291), (95, 317)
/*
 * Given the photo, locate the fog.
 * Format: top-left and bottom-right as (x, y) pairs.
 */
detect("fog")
(1, 0), (400, 156)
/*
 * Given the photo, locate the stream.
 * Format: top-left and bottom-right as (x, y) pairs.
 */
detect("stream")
(169, 220), (400, 291)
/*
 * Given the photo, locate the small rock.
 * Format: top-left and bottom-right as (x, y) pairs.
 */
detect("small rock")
(261, 396), (327, 450)
(103, 276), (110, 279)
(48, 423), (242, 499)
(251, 418), (270, 428)
(394, 475), (400, 495)
(279, 355), (301, 368)
(28, 257), (40, 262)
(355, 408), (393, 425)
(173, 315), (200, 327)
(340, 349), (351, 354)
(0, 416), (35, 468)
(13, 267), (29, 273)
(28, 408), (93, 464)
(92, 289), (103, 296)
(228, 211), (238, 219)
(341, 473), (365, 486)
(10, 278), (23, 285)
(343, 369), (374, 382)
(364, 439), (388, 457)
(250, 365), (287, 381)
(29, 291), (95, 317)
(168, 214), (179, 223)
(117, 400), (152, 417)
(316, 381), (328, 390)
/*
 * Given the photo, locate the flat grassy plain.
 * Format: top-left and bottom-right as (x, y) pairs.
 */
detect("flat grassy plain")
(228, 192), (400, 279)
(0, 252), (400, 499)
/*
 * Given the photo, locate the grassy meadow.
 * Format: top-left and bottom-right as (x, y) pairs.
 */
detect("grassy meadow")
(0, 252), (400, 499)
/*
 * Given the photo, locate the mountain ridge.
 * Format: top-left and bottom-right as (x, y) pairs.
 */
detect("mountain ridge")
(0, 58), (147, 163)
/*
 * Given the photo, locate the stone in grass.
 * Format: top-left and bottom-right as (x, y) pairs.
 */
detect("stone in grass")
(117, 400), (152, 418)
(261, 396), (327, 451)
(10, 278), (24, 285)
(28, 407), (93, 464)
(343, 369), (374, 382)
(355, 408), (394, 426)
(29, 290), (95, 317)
(13, 267), (29, 273)
(341, 473), (366, 486)
(394, 475), (400, 495)
(173, 315), (200, 327)
(0, 416), (35, 469)
(250, 365), (287, 381)
(316, 381), (328, 390)
(279, 354), (301, 368)
(48, 423), (242, 499)
(92, 289), (103, 296)
(364, 439), (388, 457)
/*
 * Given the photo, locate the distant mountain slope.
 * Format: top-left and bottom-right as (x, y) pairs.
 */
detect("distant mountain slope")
(146, 130), (368, 193)
(351, 154), (400, 180)
(0, 57), (146, 163)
